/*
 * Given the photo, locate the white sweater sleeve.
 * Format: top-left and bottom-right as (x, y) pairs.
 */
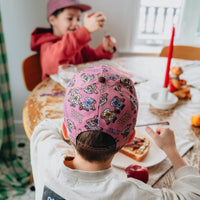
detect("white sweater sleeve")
(159, 166), (200, 200)
(125, 165), (200, 200)
(30, 118), (74, 159)
(30, 118), (74, 194)
(171, 166), (200, 199)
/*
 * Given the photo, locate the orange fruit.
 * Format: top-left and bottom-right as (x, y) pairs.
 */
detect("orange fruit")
(191, 114), (200, 127)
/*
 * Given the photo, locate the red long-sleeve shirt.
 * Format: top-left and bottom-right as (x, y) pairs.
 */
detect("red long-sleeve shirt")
(31, 26), (115, 80)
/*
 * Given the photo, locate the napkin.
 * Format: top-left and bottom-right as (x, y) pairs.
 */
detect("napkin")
(112, 136), (194, 186)
(50, 60), (147, 88)
(50, 73), (67, 88)
(51, 72), (147, 88)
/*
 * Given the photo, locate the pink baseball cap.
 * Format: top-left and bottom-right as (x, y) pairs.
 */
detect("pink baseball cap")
(64, 65), (138, 150)
(47, 0), (91, 19)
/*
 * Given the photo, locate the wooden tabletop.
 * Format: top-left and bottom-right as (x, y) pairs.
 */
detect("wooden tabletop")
(23, 56), (200, 188)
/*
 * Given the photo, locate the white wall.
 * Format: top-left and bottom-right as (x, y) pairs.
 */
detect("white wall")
(0, 0), (139, 135)
(1, 0), (48, 135)
(83, 0), (140, 51)
(177, 0), (200, 46)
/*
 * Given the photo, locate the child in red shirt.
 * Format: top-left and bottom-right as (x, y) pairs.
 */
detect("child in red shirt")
(30, 0), (116, 80)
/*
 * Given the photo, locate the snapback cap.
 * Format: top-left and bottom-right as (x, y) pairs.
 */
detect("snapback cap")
(64, 65), (138, 150)
(47, 0), (91, 19)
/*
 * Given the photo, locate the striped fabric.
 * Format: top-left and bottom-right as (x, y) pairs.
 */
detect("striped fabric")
(0, 11), (30, 199)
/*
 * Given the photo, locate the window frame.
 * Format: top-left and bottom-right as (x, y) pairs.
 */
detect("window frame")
(132, 0), (200, 52)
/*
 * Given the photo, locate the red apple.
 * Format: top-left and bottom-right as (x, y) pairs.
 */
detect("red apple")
(125, 164), (149, 183)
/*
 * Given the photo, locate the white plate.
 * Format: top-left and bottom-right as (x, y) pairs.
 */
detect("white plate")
(112, 131), (167, 169)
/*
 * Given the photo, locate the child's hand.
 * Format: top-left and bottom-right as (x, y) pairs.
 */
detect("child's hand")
(103, 36), (116, 52)
(145, 126), (187, 171)
(145, 126), (176, 154)
(84, 12), (106, 33)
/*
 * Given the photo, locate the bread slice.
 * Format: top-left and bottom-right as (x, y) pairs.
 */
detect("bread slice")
(119, 131), (151, 162)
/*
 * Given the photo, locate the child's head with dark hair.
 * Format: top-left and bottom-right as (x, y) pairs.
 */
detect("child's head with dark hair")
(51, 8), (65, 18)
(47, 0), (91, 36)
(63, 65), (138, 162)
(75, 130), (117, 162)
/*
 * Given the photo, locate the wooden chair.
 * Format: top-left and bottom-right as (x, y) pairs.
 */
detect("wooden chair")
(22, 54), (42, 91)
(159, 45), (200, 60)
(22, 54), (42, 183)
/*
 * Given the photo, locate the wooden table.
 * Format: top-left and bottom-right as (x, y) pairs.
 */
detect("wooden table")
(23, 56), (200, 188)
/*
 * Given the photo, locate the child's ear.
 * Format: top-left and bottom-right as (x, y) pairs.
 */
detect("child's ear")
(127, 129), (135, 144)
(48, 15), (56, 26)
(62, 122), (69, 140)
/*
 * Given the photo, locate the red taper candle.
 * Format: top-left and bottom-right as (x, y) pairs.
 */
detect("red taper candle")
(163, 26), (175, 88)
